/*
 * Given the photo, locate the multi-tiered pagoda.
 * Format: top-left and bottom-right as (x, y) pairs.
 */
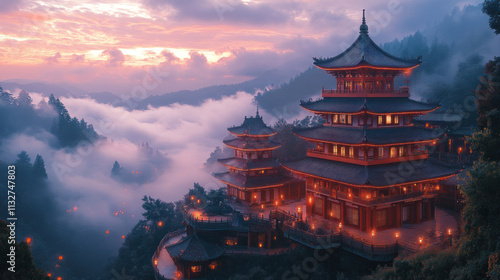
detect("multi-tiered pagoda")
(214, 112), (304, 204)
(282, 11), (460, 232)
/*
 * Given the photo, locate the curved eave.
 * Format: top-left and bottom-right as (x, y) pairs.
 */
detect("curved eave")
(314, 63), (420, 72)
(217, 158), (280, 171)
(292, 130), (440, 147)
(227, 131), (277, 137)
(223, 139), (281, 151)
(300, 103), (440, 115)
(281, 161), (461, 188)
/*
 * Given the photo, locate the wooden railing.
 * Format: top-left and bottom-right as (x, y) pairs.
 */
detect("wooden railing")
(183, 212), (271, 231)
(307, 149), (428, 166)
(322, 87), (409, 98)
(336, 190), (438, 206)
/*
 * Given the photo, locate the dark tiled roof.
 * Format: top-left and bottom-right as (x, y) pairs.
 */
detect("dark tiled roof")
(223, 138), (281, 150)
(293, 126), (441, 145)
(165, 234), (224, 262)
(413, 113), (463, 123)
(218, 157), (281, 170)
(313, 32), (421, 70)
(301, 97), (437, 114)
(228, 115), (275, 136)
(282, 157), (459, 187)
(213, 172), (295, 189)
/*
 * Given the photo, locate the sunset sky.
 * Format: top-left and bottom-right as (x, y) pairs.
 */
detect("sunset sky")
(0, 0), (484, 94)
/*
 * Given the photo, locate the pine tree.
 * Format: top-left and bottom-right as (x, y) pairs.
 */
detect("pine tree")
(15, 151), (32, 168)
(32, 154), (48, 179)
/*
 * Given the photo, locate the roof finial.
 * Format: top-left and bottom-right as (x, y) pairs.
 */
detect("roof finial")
(256, 104), (260, 118)
(360, 9), (368, 34)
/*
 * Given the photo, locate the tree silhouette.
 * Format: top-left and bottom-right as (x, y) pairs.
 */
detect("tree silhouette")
(32, 154), (48, 179)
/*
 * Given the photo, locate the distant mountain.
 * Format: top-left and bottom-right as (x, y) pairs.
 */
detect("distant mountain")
(133, 66), (302, 109)
(0, 80), (87, 98)
(255, 66), (334, 117)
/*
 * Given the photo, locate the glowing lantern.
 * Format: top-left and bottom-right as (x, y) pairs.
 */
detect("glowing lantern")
(47, 273), (52, 277)
(448, 229), (452, 235)
(154, 259), (158, 266)
(26, 237), (32, 244)
(190, 195), (195, 201)
(312, 224), (315, 230)
(395, 232), (400, 239)
(58, 256), (63, 260)
(339, 222), (342, 229)
(403, 187), (407, 192)
(197, 199), (200, 204)
(330, 212), (333, 217)
(436, 185), (440, 190)
(371, 229), (375, 237)
(297, 207), (301, 213)
(74, 206), (77, 211)
(122, 235), (125, 239)
(275, 201), (278, 206)
(258, 243), (263, 248)
(57, 277), (62, 280)
(261, 204), (264, 209)
(309, 197), (313, 203)
(106, 230), (109, 234)
(158, 221), (163, 227)
(366, 194), (370, 199)
(419, 237), (423, 244)
(281, 194), (284, 199)
(254, 195), (257, 199)
(348, 193), (352, 198)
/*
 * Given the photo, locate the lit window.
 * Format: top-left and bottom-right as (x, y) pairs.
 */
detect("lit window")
(390, 147), (397, 158)
(378, 116), (383, 125)
(341, 147), (346, 157)
(333, 114), (338, 123)
(394, 115), (399, 124)
(191, 266), (202, 273)
(386, 115), (392, 124)
(339, 114), (346, 124)
(349, 147), (354, 158)
(378, 147), (384, 157)
(333, 145), (338, 155)
(399, 146), (404, 156)
(347, 115), (352, 124)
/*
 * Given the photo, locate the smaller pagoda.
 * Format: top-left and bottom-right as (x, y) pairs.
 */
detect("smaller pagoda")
(165, 234), (224, 278)
(214, 111), (304, 204)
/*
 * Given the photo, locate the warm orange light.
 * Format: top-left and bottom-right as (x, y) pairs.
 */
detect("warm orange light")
(419, 237), (423, 244)
(74, 206), (77, 211)
(348, 193), (352, 198)
(339, 222), (342, 228)
(436, 185), (440, 190)
(309, 197), (313, 203)
(158, 221), (163, 227)
(190, 195), (195, 201)
(106, 230), (109, 234)
(154, 259), (158, 266)
(365, 194), (370, 199)
(314, 183), (317, 189)
(197, 199), (200, 204)
(448, 229), (452, 235)
(254, 195), (257, 199)
(58, 255), (63, 260)
(330, 212), (334, 217)
(122, 235), (125, 239)
(425, 123), (429, 128)
(275, 201), (278, 206)
(281, 194), (284, 199)
(371, 229), (375, 237)
(261, 204), (264, 209)
(57, 277), (62, 280)
(395, 232), (400, 239)
(458, 147), (463, 154)
(297, 207), (301, 213)
(47, 273), (52, 277)
(312, 224), (315, 230)
(259, 243), (263, 248)
(26, 237), (32, 244)
(175, 271), (182, 277)
(403, 187), (407, 192)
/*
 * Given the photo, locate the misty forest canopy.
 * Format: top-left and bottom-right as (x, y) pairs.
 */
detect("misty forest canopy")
(0, 86), (100, 148)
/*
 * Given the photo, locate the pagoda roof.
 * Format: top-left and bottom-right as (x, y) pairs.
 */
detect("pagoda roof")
(214, 172), (295, 189)
(313, 11), (421, 71)
(218, 157), (281, 170)
(223, 138), (281, 151)
(227, 112), (275, 136)
(301, 97), (438, 114)
(413, 113), (463, 123)
(293, 126), (441, 145)
(281, 157), (459, 187)
(165, 234), (224, 262)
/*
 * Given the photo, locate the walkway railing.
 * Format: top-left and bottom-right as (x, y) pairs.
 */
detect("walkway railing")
(183, 212), (272, 231)
(336, 190), (438, 206)
(152, 228), (186, 280)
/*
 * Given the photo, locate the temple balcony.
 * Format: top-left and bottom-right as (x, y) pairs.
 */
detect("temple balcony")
(307, 148), (428, 166)
(321, 86), (409, 98)
(312, 190), (439, 206)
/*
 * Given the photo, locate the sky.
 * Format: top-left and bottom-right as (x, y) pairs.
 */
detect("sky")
(0, 0), (485, 95)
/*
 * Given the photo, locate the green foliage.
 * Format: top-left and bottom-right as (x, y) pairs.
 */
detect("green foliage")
(204, 188), (233, 215)
(483, 0), (500, 34)
(476, 57), (500, 131)
(272, 119), (311, 161)
(48, 94), (99, 147)
(0, 220), (49, 280)
(105, 196), (184, 280)
(32, 154), (48, 179)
